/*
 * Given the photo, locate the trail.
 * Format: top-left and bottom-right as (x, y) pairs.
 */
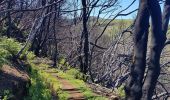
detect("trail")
(57, 77), (85, 100)
(43, 68), (86, 100)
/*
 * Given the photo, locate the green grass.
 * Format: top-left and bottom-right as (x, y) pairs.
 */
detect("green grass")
(57, 90), (69, 100)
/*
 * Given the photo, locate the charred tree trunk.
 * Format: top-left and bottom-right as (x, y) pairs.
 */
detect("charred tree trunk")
(125, 0), (149, 99)
(6, 0), (12, 37)
(52, 0), (60, 67)
(142, 0), (168, 99)
(78, 41), (84, 73)
(126, 0), (170, 99)
(82, 0), (89, 74)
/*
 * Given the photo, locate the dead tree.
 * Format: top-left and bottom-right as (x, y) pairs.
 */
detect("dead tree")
(124, 0), (149, 99)
(80, 0), (89, 74)
(52, 0), (61, 67)
(142, 0), (169, 99)
(6, 0), (12, 37)
(125, 0), (170, 99)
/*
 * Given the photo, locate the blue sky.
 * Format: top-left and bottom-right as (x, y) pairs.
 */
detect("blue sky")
(115, 0), (164, 19)
(69, 0), (165, 20)
(117, 0), (139, 19)
(89, 0), (139, 19)
(68, 0), (139, 19)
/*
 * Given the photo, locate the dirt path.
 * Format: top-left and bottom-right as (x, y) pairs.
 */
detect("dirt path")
(49, 73), (86, 100)
(59, 78), (85, 100)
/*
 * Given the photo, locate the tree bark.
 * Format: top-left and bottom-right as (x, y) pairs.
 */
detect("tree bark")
(142, 0), (168, 99)
(125, 0), (149, 99)
(81, 0), (89, 74)
(52, 0), (60, 67)
(6, 0), (12, 37)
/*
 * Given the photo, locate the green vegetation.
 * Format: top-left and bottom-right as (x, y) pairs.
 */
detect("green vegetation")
(106, 19), (133, 37)
(0, 37), (35, 68)
(2, 89), (14, 100)
(115, 85), (125, 98)
(0, 37), (21, 67)
(66, 68), (84, 80)
(0, 37), (21, 55)
(24, 65), (52, 100)
(0, 48), (10, 67)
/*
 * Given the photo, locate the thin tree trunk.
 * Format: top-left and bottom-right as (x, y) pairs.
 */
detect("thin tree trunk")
(6, 0), (12, 37)
(52, 0), (60, 67)
(81, 0), (89, 74)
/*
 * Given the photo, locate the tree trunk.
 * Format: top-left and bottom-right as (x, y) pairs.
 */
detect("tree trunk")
(142, 0), (168, 99)
(52, 0), (60, 67)
(6, 0), (12, 37)
(125, 0), (149, 99)
(81, 0), (89, 74)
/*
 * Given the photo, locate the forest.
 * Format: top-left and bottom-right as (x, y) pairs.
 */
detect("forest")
(0, 0), (170, 100)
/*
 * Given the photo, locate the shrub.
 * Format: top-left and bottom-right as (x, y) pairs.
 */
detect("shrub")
(0, 49), (11, 67)
(26, 52), (36, 60)
(58, 57), (66, 65)
(0, 37), (22, 55)
(0, 37), (22, 68)
(115, 85), (125, 98)
(66, 68), (84, 80)
(25, 67), (52, 100)
(58, 57), (69, 69)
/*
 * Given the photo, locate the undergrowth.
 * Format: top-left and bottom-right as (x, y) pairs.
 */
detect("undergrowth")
(0, 37), (21, 67)
(0, 37), (35, 68)
(24, 63), (52, 100)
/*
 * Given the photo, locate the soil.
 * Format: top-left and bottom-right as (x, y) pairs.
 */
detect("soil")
(59, 78), (85, 100)
(0, 63), (29, 100)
